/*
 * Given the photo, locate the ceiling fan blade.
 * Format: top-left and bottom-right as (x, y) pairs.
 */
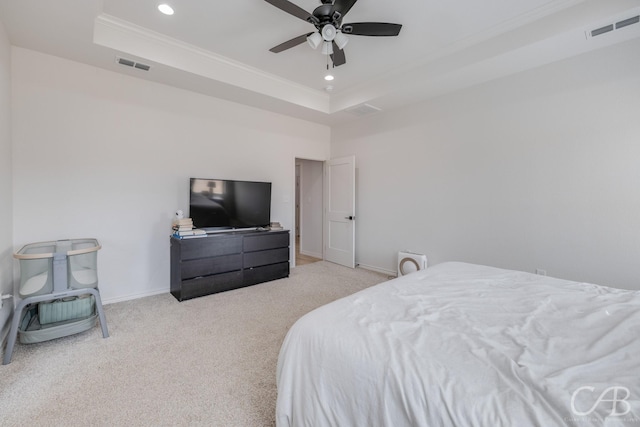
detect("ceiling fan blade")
(264, 0), (315, 23)
(330, 42), (346, 66)
(342, 22), (402, 36)
(269, 33), (313, 53)
(332, 0), (359, 16)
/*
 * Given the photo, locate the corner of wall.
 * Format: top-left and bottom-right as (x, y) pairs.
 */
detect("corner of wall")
(0, 17), (14, 348)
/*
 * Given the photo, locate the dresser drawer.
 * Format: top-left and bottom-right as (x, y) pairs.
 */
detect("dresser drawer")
(243, 232), (289, 252)
(178, 271), (243, 300)
(244, 262), (290, 286)
(179, 235), (242, 261)
(180, 254), (242, 280)
(244, 247), (289, 268)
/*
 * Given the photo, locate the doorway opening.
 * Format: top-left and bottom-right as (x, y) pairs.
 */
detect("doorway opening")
(295, 158), (324, 266)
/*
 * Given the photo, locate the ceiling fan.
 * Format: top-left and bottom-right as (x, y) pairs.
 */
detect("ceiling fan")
(264, 0), (402, 67)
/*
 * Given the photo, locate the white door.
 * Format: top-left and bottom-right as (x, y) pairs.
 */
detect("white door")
(325, 156), (355, 268)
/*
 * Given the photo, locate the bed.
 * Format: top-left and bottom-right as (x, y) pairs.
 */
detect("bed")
(276, 262), (640, 426)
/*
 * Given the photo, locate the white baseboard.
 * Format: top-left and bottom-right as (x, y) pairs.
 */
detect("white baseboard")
(102, 288), (168, 305)
(356, 263), (397, 278)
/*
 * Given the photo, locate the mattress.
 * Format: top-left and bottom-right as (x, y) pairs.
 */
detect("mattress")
(276, 262), (640, 426)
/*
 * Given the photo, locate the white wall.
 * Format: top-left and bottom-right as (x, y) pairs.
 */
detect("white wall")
(298, 159), (323, 259)
(332, 39), (640, 290)
(0, 18), (13, 339)
(11, 48), (330, 303)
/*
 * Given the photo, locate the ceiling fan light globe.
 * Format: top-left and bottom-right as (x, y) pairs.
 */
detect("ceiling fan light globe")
(321, 24), (337, 42)
(334, 32), (349, 50)
(307, 32), (322, 50)
(321, 41), (334, 55)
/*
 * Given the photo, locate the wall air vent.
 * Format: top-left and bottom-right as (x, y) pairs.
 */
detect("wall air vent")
(587, 12), (640, 39)
(345, 103), (382, 117)
(115, 56), (151, 71)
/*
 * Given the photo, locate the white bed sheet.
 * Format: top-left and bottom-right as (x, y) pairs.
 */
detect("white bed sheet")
(276, 262), (640, 427)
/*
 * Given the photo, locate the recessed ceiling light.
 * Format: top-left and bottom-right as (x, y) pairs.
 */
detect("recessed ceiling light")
(158, 4), (174, 15)
(324, 74), (334, 81)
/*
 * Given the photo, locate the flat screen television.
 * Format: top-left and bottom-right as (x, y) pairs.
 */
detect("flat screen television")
(189, 178), (272, 231)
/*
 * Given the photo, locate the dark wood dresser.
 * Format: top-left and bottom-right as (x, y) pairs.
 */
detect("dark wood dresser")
(170, 230), (290, 301)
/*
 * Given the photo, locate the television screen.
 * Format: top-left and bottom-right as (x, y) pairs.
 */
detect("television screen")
(189, 178), (272, 230)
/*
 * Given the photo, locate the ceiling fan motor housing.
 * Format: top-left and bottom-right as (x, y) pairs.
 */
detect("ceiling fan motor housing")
(311, 4), (343, 30)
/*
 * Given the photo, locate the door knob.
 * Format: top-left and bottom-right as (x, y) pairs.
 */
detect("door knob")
(345, 216), (354, 220)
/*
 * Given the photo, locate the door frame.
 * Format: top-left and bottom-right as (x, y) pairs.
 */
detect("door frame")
(292, 157), (325, 267)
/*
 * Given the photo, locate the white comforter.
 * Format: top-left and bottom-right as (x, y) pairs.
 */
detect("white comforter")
(276, 262), (640, 427)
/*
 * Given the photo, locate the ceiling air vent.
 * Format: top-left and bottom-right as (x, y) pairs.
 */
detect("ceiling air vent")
(116, 56), (151, 71)
(616, 15), (640, 30)
(345, 103), (382, 117)
(587, 13), (640, 39)
(591, 24), (614, 37)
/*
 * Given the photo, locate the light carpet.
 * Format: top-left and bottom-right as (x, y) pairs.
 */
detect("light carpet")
(0, 261), (388, 426)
